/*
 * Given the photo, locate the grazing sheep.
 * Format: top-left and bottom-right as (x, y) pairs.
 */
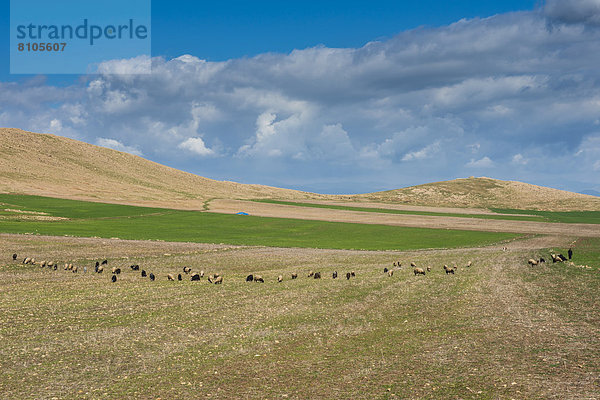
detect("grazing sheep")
(130, 265), (140, 271)
(112, 267), (121, 274)
(413, 268), (426, 276)
(308, 270), (314, 278)
(183, 266), (192, 274)
(351, 271), (355, 277)
(40, 260), (47, 268)
(178, 274), (182, 281)
(346, 272), (351, 280)
(97, 266), (104, 273)
(466, 261), (472, 268)
(214, 276), (223, 284)
(23, 257), (32, 264)
(392, 262), (396, 267)
(557, 253), (567, 262)
(191, 273), (200, 281)
(149, 273), (155, 281)
(101, 260), (108, 265)
(246, 274), (254, 282)
(111, 275), (117, 283)
(31, 258), (35, 265)
(254, 275), (264, 283)
(167, 274), (175, 281)
(443, 265), (455, 274)
(291, 273), (298, 279)
(12, 253), (17, 261)
(314, 272), (321, 279)
(207, 275), (214, 283)
(95, 261), (100, 268)
(141, 270), (147, 277)
(426, 266), (431, 272)
(200, 270), (205, 278)
(528, 259), (539, 266)
(72, 266), (78, 273)
(278, 275), (283, 282)
(53, 264), (57, 271)
(410, 262), (417, 268)
(383, 267), (388, 273)
(387, 270), (394, 277)
(539, 257), (546, 263)
(332, 271), (338, 279)
(47, 261), (55, 269)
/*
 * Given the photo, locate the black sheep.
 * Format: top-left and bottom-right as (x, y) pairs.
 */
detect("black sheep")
(141, 270), (147, 277)
(314, 272), (321, 279)
(246, 274), (254, 282)
(178, 274), (182, 281)
(149, 273), (155, 281)
(346, 272), (351, 280)
(12, 253), (17, 261)
(383, 267), (388, 273)
(332, 271), (338, 279)
(191, 273), (200, 281)
(101, 260), (108, 265)
(111, 275), (117, 283)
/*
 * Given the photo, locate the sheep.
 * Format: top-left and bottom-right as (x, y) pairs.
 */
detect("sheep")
(12, 253), (17, 261)
(31, 258), (35, 265)
(278, 275), (283, 282)
(308, 270), (314, 278)
(291, 273), (298, 279)
(167, 274), (175, 281)
(466, 261), (472, 268)
(413, 268), (426, 276)
(387, 270), (394, 277)
(47, 261), (55, 269)
(190, 273), (200, 281)
(426, 266), (431, 272)
(112, 267), (121, 274)
(183, 266), (192, 274)
(443, 265), (455, 274)
(346, 272), (351, 280)
(141, 270), (147, 277)
(67, 264), (74, 271)
(539, 257), (546, 263)
(53, 264), (57, 271)
(392, 262), (396, 267)
(149, 273), (155, 281)
(200, 270), (205, 278)
(39, 260), (47, 268)
(130, 265), (140, 271)
(97, 266), (104, 273)
(254, 275), (264, 283)
(101, 260), (108, 265)
(314, 272), (321, 279)
(207, 274), (214, 283)
(23, 257), (32, 264)
(95, 261), (100, 269)
(383, 267), (389, 273)
(72, 266), (78, 273)
(410, 262), (417, 268)
(351, 271), (355, 277)
(246, 274), (254, 282)
(332, 271), (338, 279)
(178, 274), (182, 281)
(557, 253), (567, 262)
(213, 276), (223, 284)
(111, 275), (117, 283)
(528, 259), (539, 266)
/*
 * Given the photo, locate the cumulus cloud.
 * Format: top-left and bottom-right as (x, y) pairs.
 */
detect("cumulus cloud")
(178, 137), (216, 157)
(1, 7), (600, 193)
(544, 0), (600, 25)
(96, 138), (143, 156)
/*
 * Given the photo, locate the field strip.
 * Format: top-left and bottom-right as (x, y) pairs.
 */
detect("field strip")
(209, 199), (600, 237)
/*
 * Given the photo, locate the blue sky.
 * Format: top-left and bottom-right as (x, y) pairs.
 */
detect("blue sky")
(1, 0), (600, 195)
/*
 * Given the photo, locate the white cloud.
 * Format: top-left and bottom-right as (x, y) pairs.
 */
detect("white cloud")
(544, 0), (600, 25)
(466, 156), (494, 168)
(512, 154), (528, 165)
(402, 141), (441, 161)
(178, 137), (215, 157)
(96, 138), (143, 156)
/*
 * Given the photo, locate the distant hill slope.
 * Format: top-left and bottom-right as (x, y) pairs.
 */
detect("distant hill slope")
(357, 177), (600, 211)
(1, 128), (597, 212)
(0, 128), (322, 209)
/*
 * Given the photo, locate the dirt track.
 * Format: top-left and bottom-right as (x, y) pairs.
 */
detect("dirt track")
(209, 199), (600, 237)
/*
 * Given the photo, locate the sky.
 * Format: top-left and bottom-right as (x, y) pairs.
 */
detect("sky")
(1, 0), (600, 194)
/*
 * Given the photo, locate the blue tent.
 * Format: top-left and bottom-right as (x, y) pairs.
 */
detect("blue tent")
(236, 212), (249, 216)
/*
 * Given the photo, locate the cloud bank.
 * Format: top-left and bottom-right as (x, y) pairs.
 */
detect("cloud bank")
(1, 5), (599, 193)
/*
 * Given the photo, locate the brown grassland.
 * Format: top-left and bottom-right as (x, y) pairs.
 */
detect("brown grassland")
(0, 233), (598, 399)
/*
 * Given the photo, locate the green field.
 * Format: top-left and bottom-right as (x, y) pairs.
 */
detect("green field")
(490, 208), (600, 224)
(0, 194), (518, 251)
(0, 235), (598, 399)
(252, 199), (549, 221)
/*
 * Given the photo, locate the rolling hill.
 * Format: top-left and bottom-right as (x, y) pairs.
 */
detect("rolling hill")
(1, 128), (598, 211)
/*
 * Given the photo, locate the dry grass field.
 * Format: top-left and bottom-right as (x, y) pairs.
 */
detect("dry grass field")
(1, 233), (598, 399)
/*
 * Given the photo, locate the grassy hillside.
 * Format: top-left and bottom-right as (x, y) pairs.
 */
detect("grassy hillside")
(0, 128), (322, 208)
(0, 194), (518, 251)
(358, 177), (600, 211)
